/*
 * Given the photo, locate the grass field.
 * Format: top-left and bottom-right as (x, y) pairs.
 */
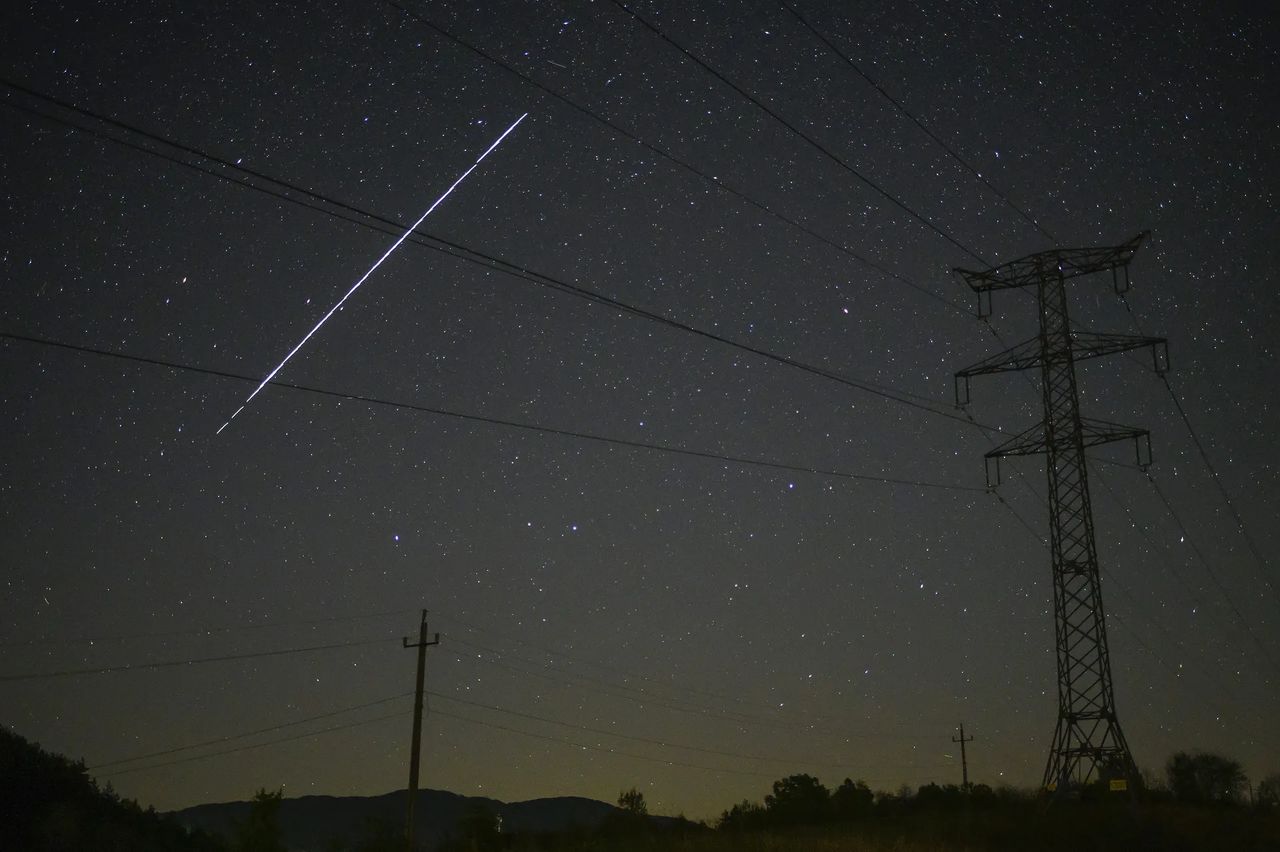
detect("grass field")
(491, 801), (1280, 852)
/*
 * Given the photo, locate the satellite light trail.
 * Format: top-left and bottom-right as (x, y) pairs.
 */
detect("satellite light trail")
(216, 112), (530, 434)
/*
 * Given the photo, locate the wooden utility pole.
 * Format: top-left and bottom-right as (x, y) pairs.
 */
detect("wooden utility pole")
(403, 610), (439, 852)
(952, 723), (974, 790)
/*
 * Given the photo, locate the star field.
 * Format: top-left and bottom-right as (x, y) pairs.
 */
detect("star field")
(1, 0), (1277, 820)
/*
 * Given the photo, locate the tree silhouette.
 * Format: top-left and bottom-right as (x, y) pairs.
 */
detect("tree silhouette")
(1257, 773), (1280, 811)
(0, 728), (224, 851)
(716, 799), (767, 832)
(1166, 752), (1247, 804)
(831, 778), (874, 821)
(617, 787), (648, 816)
(232, 788), (285, 852)
(764, 774), (830, 826)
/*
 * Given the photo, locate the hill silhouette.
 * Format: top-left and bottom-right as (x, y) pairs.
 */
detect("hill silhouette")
(172, 788), (682, 851)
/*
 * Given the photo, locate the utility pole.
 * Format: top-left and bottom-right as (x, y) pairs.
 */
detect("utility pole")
(953, 233), (1168, 795)
(952, 723), (974, 791)
(403, 610), (439, 852)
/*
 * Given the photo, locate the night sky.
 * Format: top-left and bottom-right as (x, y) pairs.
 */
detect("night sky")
(2, 0), (1277, 820)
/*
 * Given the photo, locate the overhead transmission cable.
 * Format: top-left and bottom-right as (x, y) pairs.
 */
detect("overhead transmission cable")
(95, 710), (409, 777)
(442, 642), (807, 732)
(378, 1), (965, 313)
(0, 635), (397, 683)
(440, 636), (932, 742)
(608, 0), (1274, 692)
(430, 691), (865, 771)
(435, 708), (953, 782)
(446, 635), (809, 731)
(1004, 471), (1276, 738)
(90, 691), (415, 770)
(1104, 290), (1280, 612)
(435, 708), (907, 781)
(1094, 468), (1278, 705)
(604, 0), (989, 267)
(0, 81), (996, 433)
(982, 443), (1257, 701)
(438, 627), (931, 739)
(90, 687), (947, 782)
(775, 0), (1055, 243)
(0, 606), (422, 648)
(418, 2), (1280, 694)
(1119, 298), (1278, 608)
(436, 613), (766, 713)
(1159, 379), (1280, 603)
(90, 698), (879, 782)
(1140, 468), (1280, 676)
(977, 351), (1280, 684)
(436, 708), (758, 779)
(1, 332), (985, 494)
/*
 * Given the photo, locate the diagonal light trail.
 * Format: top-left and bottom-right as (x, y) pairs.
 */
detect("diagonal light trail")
(217, 112), (529, 434)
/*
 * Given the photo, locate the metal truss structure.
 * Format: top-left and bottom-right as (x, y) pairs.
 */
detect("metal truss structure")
(954, 232), (1168, 793)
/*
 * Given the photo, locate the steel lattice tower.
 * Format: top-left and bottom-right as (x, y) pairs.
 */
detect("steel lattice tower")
(953, 233), (1168, 793)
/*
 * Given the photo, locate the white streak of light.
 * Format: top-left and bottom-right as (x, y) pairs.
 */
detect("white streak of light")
(216, 112), (530, 434)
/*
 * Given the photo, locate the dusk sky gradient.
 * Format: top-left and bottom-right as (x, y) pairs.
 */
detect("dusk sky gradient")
(2, 0), (1277, 820)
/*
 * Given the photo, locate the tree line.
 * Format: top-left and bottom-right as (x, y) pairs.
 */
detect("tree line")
(4, 724), (1279, 852)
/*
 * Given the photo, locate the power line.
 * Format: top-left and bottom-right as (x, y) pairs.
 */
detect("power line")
(1093, 468), (1277, 714)
(0, 607), (422, 648)
(438, 618), (943, 740)
(982, 391), (1276, 735)
(1115, 294), (1279, 610)
(434, 708), (767, 779)
(430, 691), (863, 771)
(436, 613), (764, 714)
(90, 692), (414, 770)
(430, 701), (952, 777)
(441, 635), (931, 743)
(986, 478), (1270, 739)
(1141, 469), (1280, 677)
(378, 1), (966, 314)
(446, 634), (810, 730)
(0, 636), (396, 683)
(1, 331), (986, 494)
(94, 697), (944, 784)
(1093, 468), (1210, 626)
(775, 0), (1054, 243)
(1, 81), (996, 432)
(443, 641), (799, 732)
(95, 709), (409, 777)
(989, 489), (1047, 547)
(604, 0), (989, 267)
(1157, 372), (1279, 604)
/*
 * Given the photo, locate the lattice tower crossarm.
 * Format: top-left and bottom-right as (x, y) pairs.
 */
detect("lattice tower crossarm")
(953, 234), (1166, 794)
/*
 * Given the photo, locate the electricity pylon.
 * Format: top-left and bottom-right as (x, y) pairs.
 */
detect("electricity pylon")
(953, 233), (1168, 793)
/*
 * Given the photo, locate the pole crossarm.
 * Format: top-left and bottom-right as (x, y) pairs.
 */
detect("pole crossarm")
(985, 418), (1150, 459)
(955, 332), (1167, 406)
(1069, 332), (1169, 371)
(957, 332), (1167, 378)
(954, 232), (1148, 293)
(982, 419), (1150, 487)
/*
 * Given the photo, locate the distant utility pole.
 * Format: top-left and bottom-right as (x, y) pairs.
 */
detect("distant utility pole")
(952, 723), (974, 790)
(953, 233), (1168, 795)
(403, 610), (439, 852)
